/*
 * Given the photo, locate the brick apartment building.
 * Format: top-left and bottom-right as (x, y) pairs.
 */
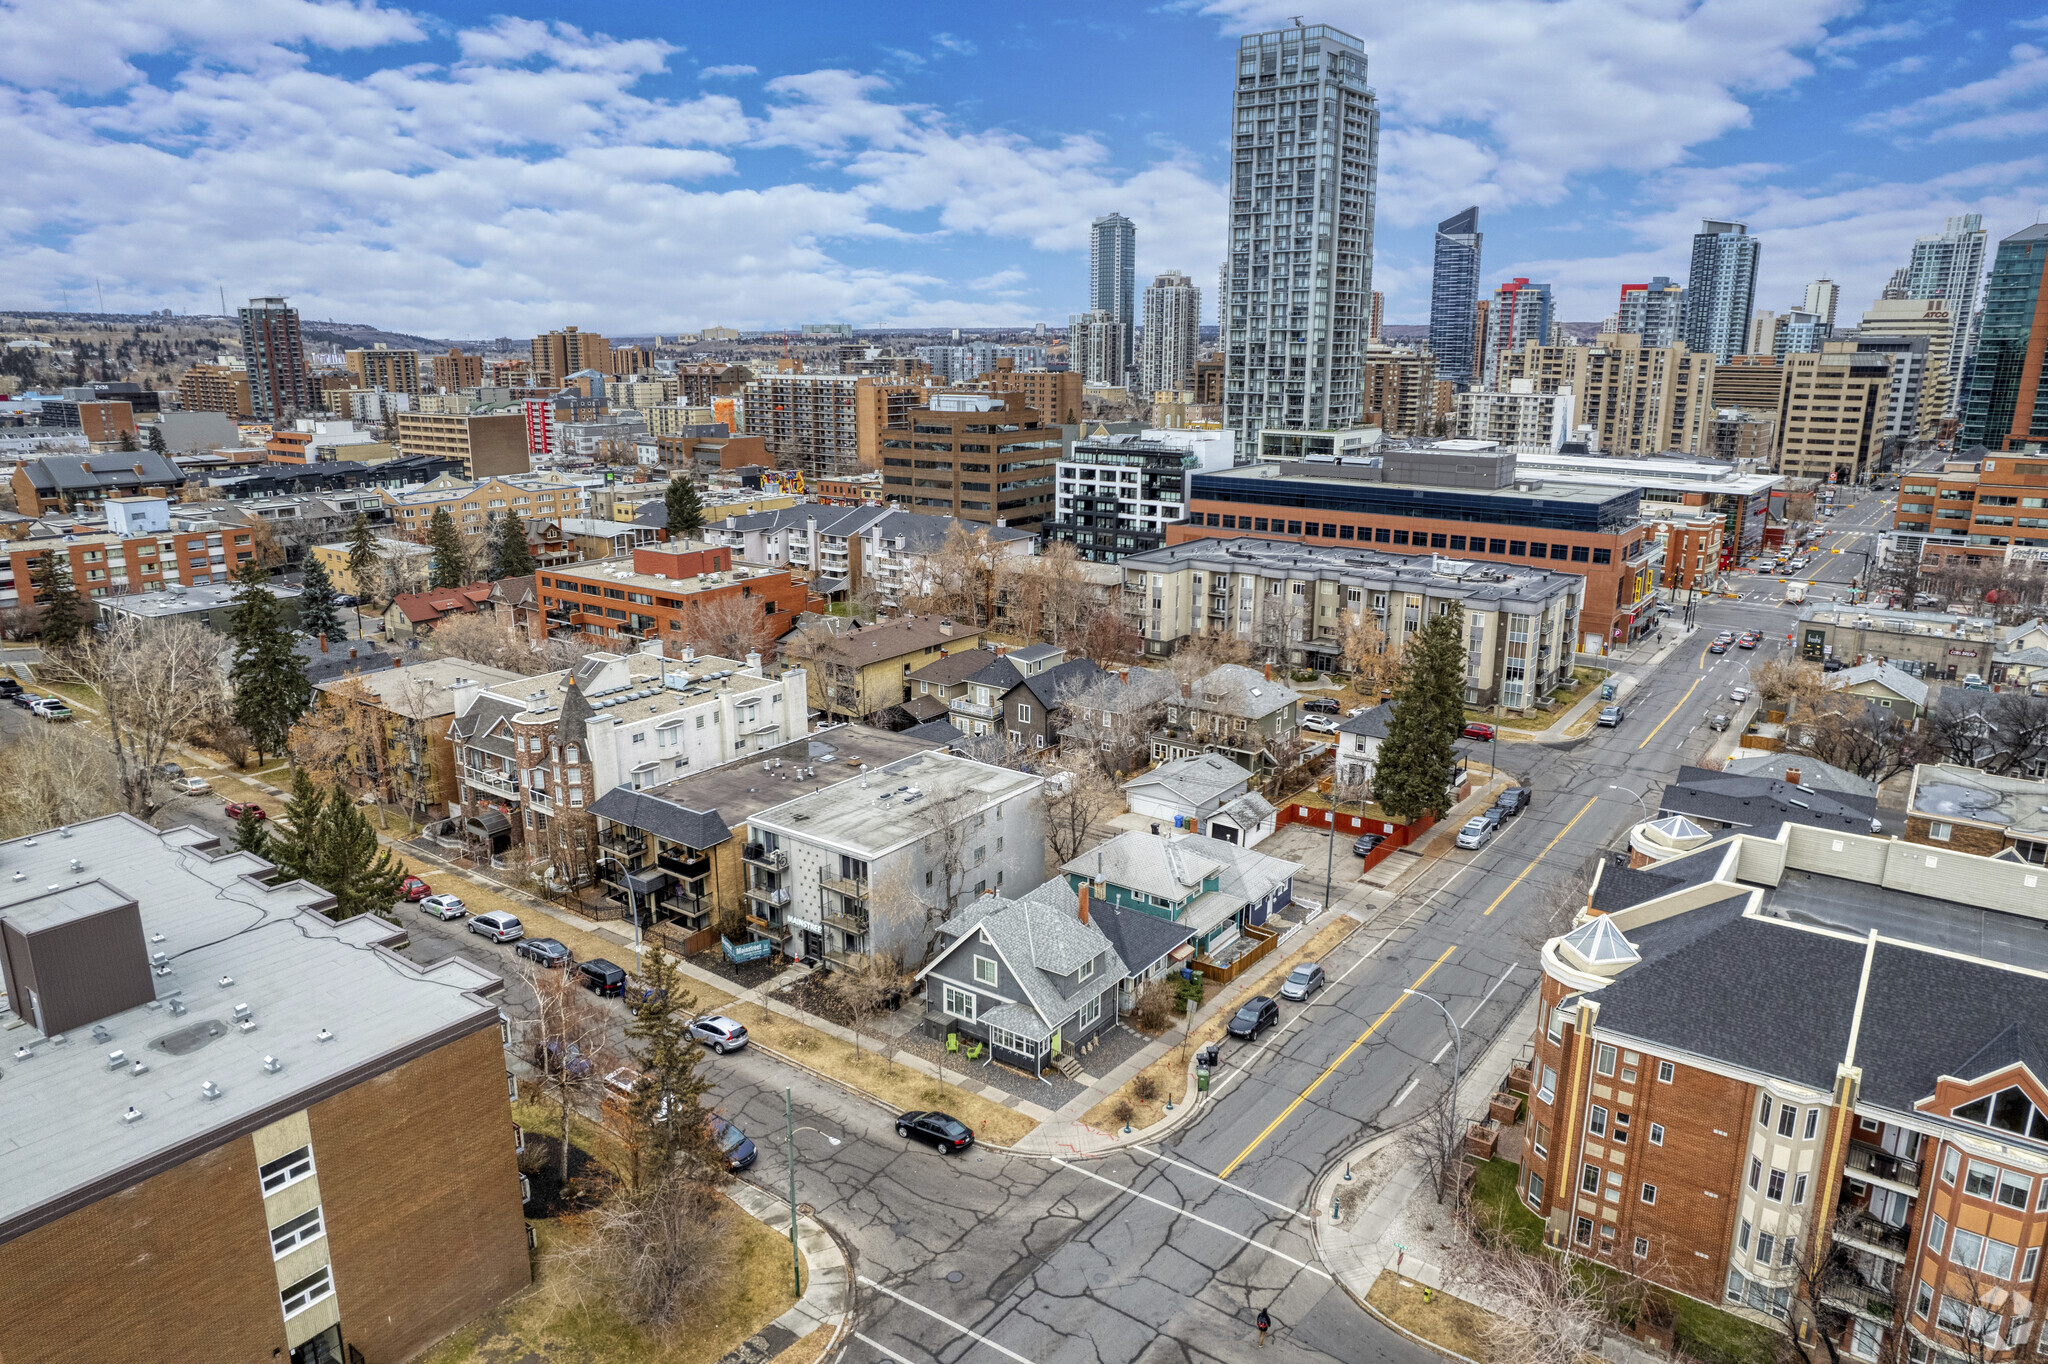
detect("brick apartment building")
(177, 362), (255, 417)
(11, 452), (187, 516)
(2, 520), (259, 610)
(1892, 451), (2048, 566)
(1903, 764), (2048, 860)
(1661, 516), (1725, 595)
(344, 346), (420, 395)
(0, 815), (528, 1364)
(1170, 447), (1661, 649)
(394, 412), (531, 479)
(979, 362), (1083, 425)
(1520, 821), (2048, 1364)
(529, 327), (611, 389)
(535, 541), (809, 655)
(430, 347), (485, 391)
(876, 392), (1060, 531)
(739, 369), (924, 480)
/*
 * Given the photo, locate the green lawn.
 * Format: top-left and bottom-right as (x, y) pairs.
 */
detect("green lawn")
(1466, 1158), (1545, 1253)
(1668, 1293), (1783, 1364)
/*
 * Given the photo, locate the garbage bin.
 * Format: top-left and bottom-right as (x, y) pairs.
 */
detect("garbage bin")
(1201, 1045), (1221, 1068)
(1197, 1067), (1211, 1092)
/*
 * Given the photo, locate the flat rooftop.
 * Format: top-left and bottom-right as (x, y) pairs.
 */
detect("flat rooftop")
(1799, 603), (2002, 641)
(1517, 452), (1780, 497)
(1118, 536), (1583, 605)
(480, 645), (777, 729)
(317, 657), (523, 718)
(0, 816), (502, 1244)
(542, 551), (780, 600)
(98, 581), (304, 616)
(1747, 865), (2048, 974)
(749, 749), (1040, 857)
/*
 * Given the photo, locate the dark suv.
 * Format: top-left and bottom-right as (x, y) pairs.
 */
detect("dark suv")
(579, 959), (627, 997)
(1300, 696), (1340, 714)
(1493, 788), (1531, 816)
(1227, 995), (1281, 1040)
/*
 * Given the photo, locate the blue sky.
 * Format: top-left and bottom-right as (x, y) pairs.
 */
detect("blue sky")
(3, 0), (2046, 337)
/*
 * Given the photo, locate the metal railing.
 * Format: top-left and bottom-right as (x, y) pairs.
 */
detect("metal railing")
(746, 884), (791, 906)
(820, 875), (870, 901)
(1832, 1211), (1910, 1260)
(1845, 1142), (1921, 1187)
(742, 844), (788, 870)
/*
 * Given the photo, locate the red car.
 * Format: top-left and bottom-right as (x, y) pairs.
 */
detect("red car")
(1462, 722), (1496, 741)
(225, 802), (267, 821)
(399, 875), (432, 901)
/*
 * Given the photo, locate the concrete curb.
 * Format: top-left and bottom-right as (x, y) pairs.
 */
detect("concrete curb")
(725, 1182), (853, 1356)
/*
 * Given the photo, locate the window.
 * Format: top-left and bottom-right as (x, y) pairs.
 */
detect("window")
(1596, 1043), (1617, 1076)
(973, 955), (998, 986)
(1641, 1183), (1657, 1205)
(941, 984), (977, 1021)
(1634, 1236), (1649, 1258)
(1998, 1170), (2032, 1209)
(1783, 1235), (1798, 1267)
(1658, 1060), (1675, 1083)
(1767, 1169), (1786, 1201)
(1739, 1219), (1752, 1251)
(1803, 1108), (1820, 1140)
(1582, 1164), (1602, 1194)
(1777, 1105), (1797, 1137)
(1589, 1105), (1608, 1137)
(1952, 1227), (1985, 1269)
(1930, 1215), (1947, 1254)
(1727, 1269), (1746, 1303)
(280, 1266), (334, 1318)
(1852, 1321), (1883, 1361)
(1538, 1065), (1556, 1104)
(1757, 1231), (1775, 1264)
(1534, 1122), (1550, 1157)
(1792, 1173), (1808, 1205)
(1942, 1147), (1960, 1184)
(1613, 1112), (1630, 1144)
(1916, 1280), (1933, 1318)
(2023, 1247), (2040, 1283)
(1527, 1171), (1545, 1205)
(1928, 822), (1952, 841)
(1649, 1123), (1665, 1146)
(1938, 1297), (1968, 1333)
(1966, 1162), (1999, 1198)
(1759, 1095), (1774, 1127)
(259, 1145), (315, 1194)
(1575, 1216), (1593, 1245)
(1749, 1157), (1762, 1190)
(1546, 1007), (1564, 1043)
(1984, 1239), (2018, 1280)
(1017, 703), (1031, 723)
(269, 1206), (325, 1258)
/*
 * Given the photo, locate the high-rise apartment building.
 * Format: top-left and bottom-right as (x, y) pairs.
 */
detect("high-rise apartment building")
(1089, 213), (1137, 384)
(1361, 344), (1436, 437)
(1368, 290), (1384, 344)
(430, 347), (485, 391)
(1960, 222), (2048, 452)
(1498, 334), (1715, 455)
(345, 345), (420, 396)
(1616, 277), (1686, 349)
(1881, 266), (1911, 300)
(1480, 278), (1553, 388)
(1684, 220), (1761, 363)
(530, 327), (612, 389)
(1428, 207), (1483, 385)
(1772, 309), (1829, 358)
(1777, 349), (1892, 482)
(237, 297), (310, 424)
(1067, 311), (1129, 388)
(177, 361), (253, 418)
(1801, 277), (1840, 330)
(1904, 214), (1989, 417)
(1221, 24), (1380, 443)
(1453, 379), (1572, 450)
(1140, 270), (1203, 395)
(1747, 310), (1780, 358)
(980, 364), (1083, 425)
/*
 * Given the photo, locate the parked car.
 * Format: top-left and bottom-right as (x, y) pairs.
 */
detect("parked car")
(7, 691), (38, 709)
(516, 937), (571, 967)
(1493, 787), (1531, 816)
(1598, 705), (1624, 727)
(1300, 714), (1339, 734)
(897, 1110), (974, 1153)
(333, 593), (358, 607)
(1455, 814), (1499, 850)
(224, 802), (266, 821)
(469, 910), (524, 943)
(533, 1038), (592, 1079)
(1461, 722), (1496, 741)
(626, 982), (670, 1010)
(579, 958), (627, 997)
(1227, 995), (1281, 1040)
(1279, 963), (1326, 1001)
(31, 699), (72, 721)
(711, 1116), (758, 1172)
(1708, 714), (1731, 732)
(1301, 696), (1340, 714)
(1351, 833), (1384, 857)
(0, 678), (20, 696)
(1729, 687), (1752, 702)
(155, 761), (184, 779)
(688, 1015), (749, 1054)
(398, 875), (433, 901)
(168, 775), (213, 796)
(417, 894), (467, 920)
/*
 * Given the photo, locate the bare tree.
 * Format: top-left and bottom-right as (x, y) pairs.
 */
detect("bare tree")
(1011, 541), (1095, 647)
(1452, 1211), (1634, 1364)
(1402, 1082), (1467, 1208)
(1342, 608), (1405, 698)
(528, 963), (619, 1183)
(911, 787), (985, 953)
(1800, 702), (1924, 785)
(0, 724), (122, 837)
(287, 675), (385, 794)
(687, 591), (776, 662)
(828, 952), (911, 1072)
(550, 1176), (736, 1339)
(1165, 633), (1253, 688)
(1080, 604), (1141, 664)
(422, 612), (538, 673)
(1057, 670), (1167, 779)
(1043, 760), (1120, 867)
(57, 618), (232, 817)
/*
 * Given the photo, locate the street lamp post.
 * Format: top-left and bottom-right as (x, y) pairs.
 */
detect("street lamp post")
(1608, 784), (1650, 820)
(1402, 988), (1464, 1120)
(779, 1101), (842, 1298)
(1324, 805), (1336, 911)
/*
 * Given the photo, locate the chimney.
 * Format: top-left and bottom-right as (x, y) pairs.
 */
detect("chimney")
(1077, 882), (1091, 926)
(1264, 661), (1273, 680)
(1784, 767), (1801, 787)
(939, 619), (954, 637)
(1181, 681), (1191, 699)
(348, 646), (357, 659)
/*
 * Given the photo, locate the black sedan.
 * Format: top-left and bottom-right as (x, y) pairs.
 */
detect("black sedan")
(897, 1110), (974, 1153)
(1227, 995), (1280, 1040)
(1351, 833), (1384, 857)
(515, 937), (571, 967)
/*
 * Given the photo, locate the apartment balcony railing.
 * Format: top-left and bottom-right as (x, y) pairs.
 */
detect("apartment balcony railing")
(746, 883), (791, 907)
(529, 793), (555, 815)
(1845, 1141), (1922, 1190)
(950, 697), (1001, 721)
(599, 828), (646, 857)
(742, 844), (788, 871)
(1832, 1211), (1911, 1263)
(819, 875), (870, 902)
(821, 907), (869, 933)
(464, 769), (521, 800)
(657, 850), (711, 878)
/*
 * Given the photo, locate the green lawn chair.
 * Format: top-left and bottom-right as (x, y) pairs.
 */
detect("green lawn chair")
(966, 1040), (983, 1061)
(946, 1032), (959, 1053)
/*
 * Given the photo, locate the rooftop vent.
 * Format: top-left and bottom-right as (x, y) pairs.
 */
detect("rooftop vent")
(316, 1027), (333, 1043)
(106, 1049), (126, 1069)
(218, 975), (233, 989)
(122, 1106), (143, 1124)
(263, 1055), (282, 1074)
(200, 1080), (222, 1100)
(130, 1060), (149, 1076)
(167, 998), (187, 1016)
(13, 1045), (30, 1061)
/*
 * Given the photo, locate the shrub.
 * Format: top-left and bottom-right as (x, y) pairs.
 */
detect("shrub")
(1131, 1072), (1162, 1105)
(1112, 1099), (1135, 1130)
(1131, 977), (1176, 1031)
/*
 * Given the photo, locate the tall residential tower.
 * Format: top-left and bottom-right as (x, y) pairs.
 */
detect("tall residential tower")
(1683, 220), (1760, 363)
(1221, 24), (1380, 443)
(1140, 270), (1202, 395)
(1089, 213), (1137, 384)
(1960, 222), (2048, 452)
(1616, 277), (1686, 349)
(1428, 207), (1483, 385)
(237, 297), (309, 424)
(1905, 214), (1990, 416)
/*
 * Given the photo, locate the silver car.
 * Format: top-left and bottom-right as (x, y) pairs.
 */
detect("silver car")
(1279, 962), (1326, 1001)
(1455, 816), (1497, 850)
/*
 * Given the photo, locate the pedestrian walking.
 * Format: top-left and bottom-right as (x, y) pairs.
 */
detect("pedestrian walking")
(1257, 1307), (1271, 1347)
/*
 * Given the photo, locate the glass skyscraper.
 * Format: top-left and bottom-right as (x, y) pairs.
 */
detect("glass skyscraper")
(1683, 220), (1760, 363)
(1089, 213), (1137, 384)
(1221, 24), (1380, 444)
(1428, 207), (1482, 385)
(1960, 222), (2048, 452)
(1905, 214), (1989, 417)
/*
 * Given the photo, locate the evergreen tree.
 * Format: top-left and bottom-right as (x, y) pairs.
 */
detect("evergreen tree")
(664, 477), (705, 541)
(31, 555), (87, 649)
(624, 944), (719, 1181)
(226, 561), (312, 759)
(145, 424), (167, 454)
(266, 769), (329, 883)
(343, 513), (381, 633)
(233, 808), (272, 860)
(427, 506), (467, 588)
(118, 428), (138, 452)
(297, 554), (345, 643)
(308, 793), (406, 920)
(491, 509), (533, 581)
(1370, 601), (1467, 824)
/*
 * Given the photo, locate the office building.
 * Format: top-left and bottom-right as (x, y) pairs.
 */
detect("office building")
(1090, 213), (1138, 383)
(1859, 298), (1954, 428)
(1684, 221), (1761, 362)
(1429, 207), (1483, 385)
(1853, 336), (1938, 446)
(0, 815), (528, 1364)
(1904, 214), (1988, 416)
(238, 297), (310, 424)
(876, 393), (1059, 530)
(1048, 427), (1235, 562)
(1140, 270), (1203, 395)
(1498, 334), (1716, 456)
(430, 348), (485, 391)
(344, 345), (420, 396)
(1068, 311), (1130, 389)
(1616, 277), (1687, 349)
(1361, 344), (1436, 437)
(1801, 277), (1840, 330)
(1777, 348), (1892, 483)
(1891, 449), (2048, 565)
(177, 361), (253, 418)
(1454, 378), (1572, 451)
(1480, 278), (1553, 387)
(529, 327), (611, 389)
(1221, 24), (1381, 442)
(1747, 310), (1780, 358)
(1773, 309), (1830, 358)
(1715, 355), (1786, 416)
(1517, 449), (1778, 564)
(393, 412), (531, 479)
(981, 365), (1083, 426)
(1960, 223), (2048, 452)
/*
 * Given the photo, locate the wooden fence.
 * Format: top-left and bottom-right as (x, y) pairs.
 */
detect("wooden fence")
(1191, 922), (1280, 985)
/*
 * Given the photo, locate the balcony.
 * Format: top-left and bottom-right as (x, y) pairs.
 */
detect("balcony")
(599, 827), (646, 857)
(464, 768), (521, 801)
(1845, 1141), (1922, 1192)
(658, 850), (711, 878)
(822, 907), (868, 933)
(950, 697), (1001, 722)
(1820, 1252), (1898, 1322)
(819, 875), (870, 901)
(747, 884), (791, 907)
(742, 844), (788, 871)
(1833, 1211), (1911, 1263)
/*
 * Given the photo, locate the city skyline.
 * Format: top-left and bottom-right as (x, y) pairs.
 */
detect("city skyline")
(4, 2), (2048, 336)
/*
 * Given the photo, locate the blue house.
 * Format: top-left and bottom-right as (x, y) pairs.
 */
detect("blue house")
(1060, 829), (1297, 971)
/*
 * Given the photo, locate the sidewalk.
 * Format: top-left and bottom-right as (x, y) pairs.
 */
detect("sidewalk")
(721, 1183), (850, 1364)
(1495, 626), (1699, 746)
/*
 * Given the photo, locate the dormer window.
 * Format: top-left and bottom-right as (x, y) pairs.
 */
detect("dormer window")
(1079, 958), (1095, 982)
(1953, 1085), (2048, 1142)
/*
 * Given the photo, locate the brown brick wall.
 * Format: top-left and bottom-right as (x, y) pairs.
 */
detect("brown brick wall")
(311, 1023), (529, 1364)
(1903, 817), (2007, 858)
(0, 1138), (285, 1364)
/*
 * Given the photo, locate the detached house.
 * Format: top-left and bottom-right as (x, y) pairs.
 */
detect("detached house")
(907, 642), (1103, 752)
(1121, 754), (1276, 847)
(1061, 829), (1297, 969)
(1152, 663), (1301, 770)
(384, 582), (492, 639)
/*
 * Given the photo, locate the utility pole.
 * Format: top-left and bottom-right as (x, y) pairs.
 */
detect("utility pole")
(784, 1087), (802, 1297)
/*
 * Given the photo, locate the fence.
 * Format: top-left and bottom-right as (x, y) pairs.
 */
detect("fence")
(1190, 922), (1279, 985)
(1271, 788), (1446, 875)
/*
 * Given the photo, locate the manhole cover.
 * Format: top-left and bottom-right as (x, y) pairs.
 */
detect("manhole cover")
(947, 1271), (963, 1283)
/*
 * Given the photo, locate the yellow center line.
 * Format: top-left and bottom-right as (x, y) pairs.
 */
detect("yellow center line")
(1482, 794), (1597, 916)
(1636, 674), (1705, 750)
(1218, 945), (1456, 1180)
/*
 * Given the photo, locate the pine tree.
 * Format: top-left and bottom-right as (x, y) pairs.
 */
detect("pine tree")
(145, 424), (167, 454)
(343, 513), (381, 634)
(1370, 601), (1467, 824)
(266, 769), (329, 883)
(491, 509), (533, 581)
(233, 808), (271, 860)
(118, 428), (138, 452)
(227, 561), (312, 759)
(308, 793), (406, 920)
(427, 507), (467, 588)
(31, 555), (87, 649)
(624, 944), (718, 1182)
(297, 554), (345, 643)
(664, 477), (705, 541)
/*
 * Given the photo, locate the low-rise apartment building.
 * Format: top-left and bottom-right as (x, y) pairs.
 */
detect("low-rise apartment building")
(1046, 428), (1235, 563)
(703, 506), (1033, 612)
(11, 451), (186, 516)
(794, 613), (987, 722)
(1453, 380), (1573, 451)
(1903, 764), (2048, 860)
(1, 517), (261, 609)
(1519, 820), (2048, 1364)
(94, 578), (305, 633)
(394, 411), (530, 479)
(1121, 537), (1583, 708)
(0, 815), (528, 1364)
(536, 543), (808, 655)
(314, 658), (523, 814)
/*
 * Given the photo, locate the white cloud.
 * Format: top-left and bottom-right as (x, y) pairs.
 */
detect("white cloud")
(699, 64), (758, 79)
(1857, 42), (2048, 139)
